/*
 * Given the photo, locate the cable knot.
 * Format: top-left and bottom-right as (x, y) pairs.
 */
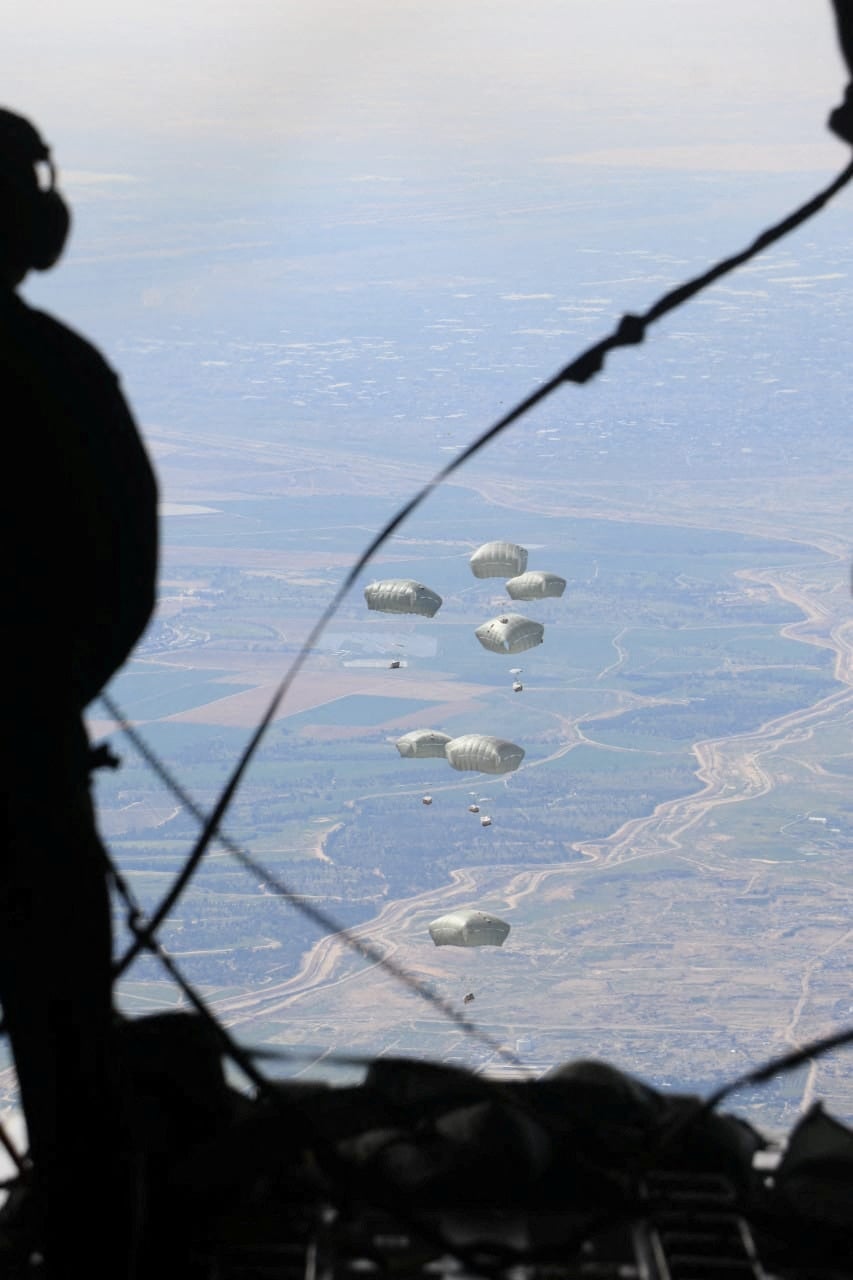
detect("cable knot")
(615, 312), (646, 347)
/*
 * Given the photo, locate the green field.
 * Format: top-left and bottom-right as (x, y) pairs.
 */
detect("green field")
(95, 507), (848, 1114)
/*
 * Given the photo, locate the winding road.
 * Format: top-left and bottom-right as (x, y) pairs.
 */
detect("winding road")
(203, 541), (853, 1121)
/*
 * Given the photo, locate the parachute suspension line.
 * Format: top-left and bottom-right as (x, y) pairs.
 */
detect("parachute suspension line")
(108, 156), (853, 1060)
(103, 694), (528, 1072)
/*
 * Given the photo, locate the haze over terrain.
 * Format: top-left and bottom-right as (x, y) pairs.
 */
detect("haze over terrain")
(2, 1), (853, 1141)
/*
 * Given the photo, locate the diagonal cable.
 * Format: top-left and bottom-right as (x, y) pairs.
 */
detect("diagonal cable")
(104, 695), (527, 1070)
(106, 853), (277, 1097)
(114, 157), (853, 979)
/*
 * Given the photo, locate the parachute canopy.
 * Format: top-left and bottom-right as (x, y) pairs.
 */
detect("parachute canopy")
(474, 613), (544, 655)
(445, 734), (525, 774)
(395, 729), (452, 759)
(428, 909), (510, 948)
(364, 579), (442, 617)
(505, 570), (567, 601)
(469, 541), (528, 580)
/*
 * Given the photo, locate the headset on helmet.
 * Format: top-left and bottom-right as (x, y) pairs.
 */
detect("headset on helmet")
(0, 107), (70, 272)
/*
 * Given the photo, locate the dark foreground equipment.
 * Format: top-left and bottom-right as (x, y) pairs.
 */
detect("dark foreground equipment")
(1, 1014), (845, 1279)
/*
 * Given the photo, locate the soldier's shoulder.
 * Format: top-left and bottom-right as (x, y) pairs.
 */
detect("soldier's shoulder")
(21, 301), (119, 383)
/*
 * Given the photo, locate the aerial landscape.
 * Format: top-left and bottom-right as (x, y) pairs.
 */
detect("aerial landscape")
(1, 0), (852, 1153)
(79, 218), (853, 1140)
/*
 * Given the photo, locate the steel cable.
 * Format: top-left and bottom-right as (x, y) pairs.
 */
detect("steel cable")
(113, 158), (853, 1026)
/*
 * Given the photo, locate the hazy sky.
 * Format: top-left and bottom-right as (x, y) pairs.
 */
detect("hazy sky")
(5, 2), (851, 355)
(3, 1), (850, 182)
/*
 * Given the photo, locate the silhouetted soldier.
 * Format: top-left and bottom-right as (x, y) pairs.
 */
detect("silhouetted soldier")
(0, 109), (158, 1277)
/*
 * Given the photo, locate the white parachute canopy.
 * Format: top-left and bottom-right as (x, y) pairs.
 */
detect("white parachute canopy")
(469, 541), (528, 580)
(505, 570), (567, 601)
(395, 729), (452, 759)
(364, 579), (442, 617)
(445, 734), (525, 774)
(428, 909), (510, 948)
(474, 613), (544, 655)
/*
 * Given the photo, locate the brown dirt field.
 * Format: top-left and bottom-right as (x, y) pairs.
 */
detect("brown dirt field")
(165, 547), (358, 571)
(137, 650), (290, 678)
(298, 698), (488, 741)
(379, 698), (490, 728)
(136, 649), (349, 681)
(165, 673), (490, 729)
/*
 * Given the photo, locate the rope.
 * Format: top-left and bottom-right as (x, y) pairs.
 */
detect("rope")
(114, 157), (853, 1008)
(104, 696), (528, 1072)
(106, 855), (279, 1098)
(23, 138), (853, 1280)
